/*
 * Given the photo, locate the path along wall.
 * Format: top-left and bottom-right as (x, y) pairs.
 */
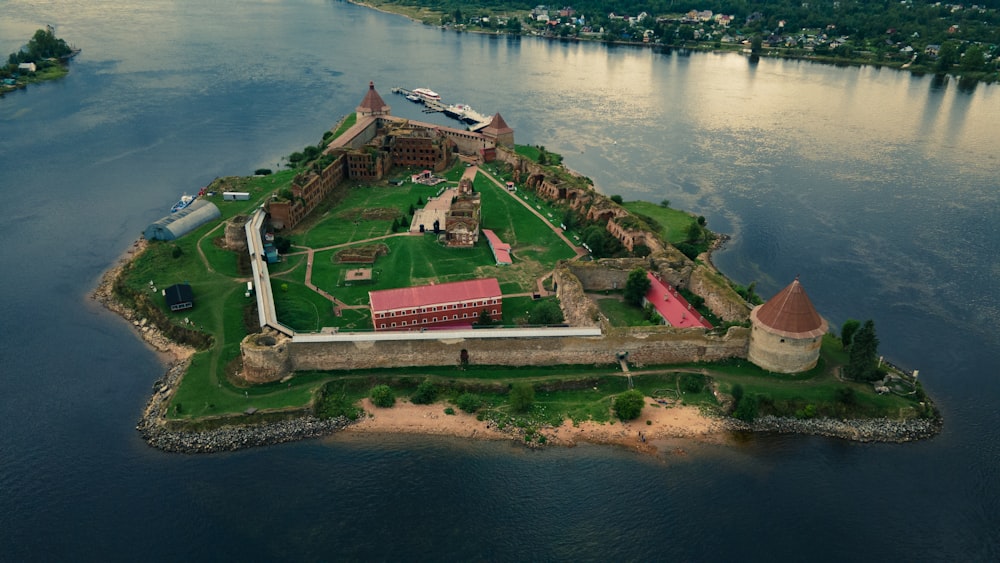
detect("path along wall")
(241, 327), (749, 382)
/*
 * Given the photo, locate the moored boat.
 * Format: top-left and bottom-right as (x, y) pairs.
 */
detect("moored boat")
(171, 194), (196, 213)
(412, 87), (440, 101)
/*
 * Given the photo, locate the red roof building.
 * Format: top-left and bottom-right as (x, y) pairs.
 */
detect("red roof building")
(356, 81), (390, 118)
(369, 278), (503, 331)
(643, 272), (713, 329)
(482, 229), (512, 265)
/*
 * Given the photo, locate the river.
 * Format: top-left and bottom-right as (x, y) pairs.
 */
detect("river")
(0, 1), (997, 560)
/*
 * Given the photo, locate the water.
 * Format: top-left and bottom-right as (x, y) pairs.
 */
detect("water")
(1, 1), (998, 560)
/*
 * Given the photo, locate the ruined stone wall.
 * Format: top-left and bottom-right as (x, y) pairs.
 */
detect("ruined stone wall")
(224, 215), (249, 252)
(566, 259), (649, 291)
(553, 264), (600, 327)
(240, 332), (293, 383)
(689, 264), (751, 323)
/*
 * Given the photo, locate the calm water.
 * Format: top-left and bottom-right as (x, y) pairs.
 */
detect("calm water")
(1, 1), (998, 560)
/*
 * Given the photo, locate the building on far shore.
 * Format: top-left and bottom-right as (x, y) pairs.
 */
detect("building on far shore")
(747, 277), (828, 373)
(369, 278), (502, 331)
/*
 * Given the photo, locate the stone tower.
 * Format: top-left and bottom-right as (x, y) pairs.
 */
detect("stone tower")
(356, 81), (390, 119)
(480, 113), (515, 147)
(747, 277), (828, 373)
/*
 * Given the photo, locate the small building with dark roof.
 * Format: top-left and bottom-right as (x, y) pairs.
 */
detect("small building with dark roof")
(747, 277), (828, 373)
(163, 283), (194, 311)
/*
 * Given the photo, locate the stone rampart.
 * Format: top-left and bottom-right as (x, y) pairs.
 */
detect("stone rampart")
(689, 264), (751, 323)
(553, 264), (600, 327)
(240, 331), (293, 383)
(275, 327), (748, 374)
(224, 215), (249, 252)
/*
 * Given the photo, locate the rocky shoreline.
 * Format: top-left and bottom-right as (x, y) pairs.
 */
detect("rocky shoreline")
(724, 414), (942, 443)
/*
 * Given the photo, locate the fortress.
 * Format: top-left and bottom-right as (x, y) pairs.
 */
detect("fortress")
(239, 82), (829, 383)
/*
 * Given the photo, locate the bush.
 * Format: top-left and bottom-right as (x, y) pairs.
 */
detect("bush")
(733, 395), (758, 422)
(410, 379), (438, 405)
(509, 383), (535, 413)
(614, 390), (646, 421)
(254, 168), (272, 176)
(680, 373), (705, 393)
(369, 384), (395, 408)
(443, 407), (456, 415)
(456, 392), (482, 413)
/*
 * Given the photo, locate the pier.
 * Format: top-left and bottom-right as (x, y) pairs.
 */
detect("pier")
(391, 87), (492, 130)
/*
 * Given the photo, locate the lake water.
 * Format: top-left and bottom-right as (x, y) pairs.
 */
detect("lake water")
(1, 1), (998, 560)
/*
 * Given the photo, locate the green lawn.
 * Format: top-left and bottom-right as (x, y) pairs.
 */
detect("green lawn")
(623, 201), (699, 245)
(474, 172), (576, 265)
(595, 297), (657, 327)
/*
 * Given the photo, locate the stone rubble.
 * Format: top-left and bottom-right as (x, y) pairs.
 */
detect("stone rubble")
(724, 414), (942, 443)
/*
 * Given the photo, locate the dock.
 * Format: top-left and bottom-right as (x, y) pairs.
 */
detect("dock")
(391, 87), (492, 130)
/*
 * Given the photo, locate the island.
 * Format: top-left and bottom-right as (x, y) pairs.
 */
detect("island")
(94, 81), (940, 455)
(1, 26), (79, 96)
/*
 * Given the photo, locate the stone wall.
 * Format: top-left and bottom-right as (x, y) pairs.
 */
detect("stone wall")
(689, 264), (751, 323)
(224, 215), (249, 252)
(747, 323), (822, 374)
(271, 327), (749, 375)
(553, 264), (600, 327)
(240, 331), (293, 383)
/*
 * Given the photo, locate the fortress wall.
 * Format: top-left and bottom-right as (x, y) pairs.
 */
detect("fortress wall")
(224, 216), (249, 252)
(689, 264), (752, 323)
(278, 328), (749, 374)
(747, 324), (821, 374)
(240, 332), (293, 383)
(566, 259), (647, 291)
(553, 265), (600, 327)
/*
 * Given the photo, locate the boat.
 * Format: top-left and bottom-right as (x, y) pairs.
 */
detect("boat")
(412, 87), (441, 102)
(171, 194), (196, 213)
(405, 94), (420, 102)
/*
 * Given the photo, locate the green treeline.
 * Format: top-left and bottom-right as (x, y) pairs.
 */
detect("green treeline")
(369, 0), (999, 79)
(7, 27), (74, 65)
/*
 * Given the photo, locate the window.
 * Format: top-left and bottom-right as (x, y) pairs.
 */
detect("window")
(433, 317), (437, 322)
(402, 321), (407, 326)
(453, 315), (458, 320)
(463, 313), (468, 318)
(380, 324), (386, 329)
(391, 322), (396, 327)
(492, 309), (497, 315)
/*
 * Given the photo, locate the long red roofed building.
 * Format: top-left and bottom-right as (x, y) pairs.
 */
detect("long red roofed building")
(643, 272), (713, 329)
(369, 278), (503, 331)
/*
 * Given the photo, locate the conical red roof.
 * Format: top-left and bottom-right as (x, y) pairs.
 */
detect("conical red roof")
(357, 81), (390, 115)
(750, 278), (827, 338)
(481, 113), (513, 136)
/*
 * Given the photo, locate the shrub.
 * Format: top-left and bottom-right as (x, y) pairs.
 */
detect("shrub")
(254, 168), (272, 176)
(509, 383), (535, 413)
(835, 387), (856, 405)
(680, 373), (705, 393)
(614, 390), (646, 421)
(444, 407), (456, 415)
(410, 379), (438, 405)
(369, 384), (395, 408)
(733, 395), (758, 422)
(456, 392), (482, 413)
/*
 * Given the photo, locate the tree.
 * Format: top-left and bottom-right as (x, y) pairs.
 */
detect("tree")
(841, 319), (860, 349)
(614, 390), (646, 420)
(751, 35), (763, 55)
(845, 319), (880, 381)
(733, 394), (758, 422)
(475, 308), (497, 326)
(623, 268), (651, 307)
(456, 392), (482, 413)
(529, 300), (563, 325)
(369, 384), (395, 407)
(610, 194), (624, 204)
(686, 221), (703, 243)
(660, 199), (670, 208)
(509, 382), (535, 413)
(410, 380), (437, 405)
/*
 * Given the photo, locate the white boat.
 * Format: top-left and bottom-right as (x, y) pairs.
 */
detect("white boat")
(412, 87), (441, 101)
(171, 194), (196, 212)
(405, 94), (420, 102)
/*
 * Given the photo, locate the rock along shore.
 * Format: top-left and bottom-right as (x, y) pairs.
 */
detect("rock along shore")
(724, 414), (942, 443)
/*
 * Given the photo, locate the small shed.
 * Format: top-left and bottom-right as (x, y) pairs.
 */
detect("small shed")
(163, 283), (194, 311)
(223, 191), (250, 201)
(144, 200), (221, 241)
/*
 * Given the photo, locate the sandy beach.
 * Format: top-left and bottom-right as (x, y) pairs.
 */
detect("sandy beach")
(342, 397), (727, 455)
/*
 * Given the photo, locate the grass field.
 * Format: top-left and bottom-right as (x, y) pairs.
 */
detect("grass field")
(596, 297), (657, 327)
(623, 201), (699, 245)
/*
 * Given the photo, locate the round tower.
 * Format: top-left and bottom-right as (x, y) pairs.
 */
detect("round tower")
(748, 277), (828, 373)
